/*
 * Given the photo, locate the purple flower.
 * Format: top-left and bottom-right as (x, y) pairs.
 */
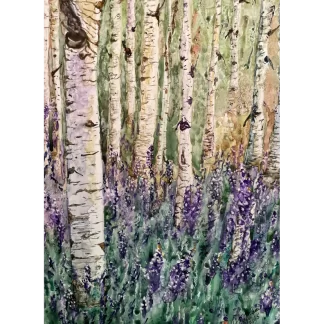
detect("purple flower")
(57, 223), (65, 251)
(118, 230), (127, 259)
(183, 185), (203, 235)
(260, 288), (273, 316)
(44, 105), (50, 120)
(271, 232), (280, 256)
(147, 247), (164, 293)
(163, 252), (193, 303)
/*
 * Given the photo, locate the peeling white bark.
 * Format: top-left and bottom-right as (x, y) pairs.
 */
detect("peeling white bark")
(202, 0), (222, 165)
(244, 0), (275, 166)
(174, 0), (194, 227)
(107, 0), (122, 158)
(62, 0), (105, 305)
(126, 0), (137, 133)
(134, 0), (160, 173)
(44, 0), (50, 170)
(267, 22), (280, 178)
(156, 0), (173, 174)
(267, 96), (280, 177)
(49, 0), (64, 182)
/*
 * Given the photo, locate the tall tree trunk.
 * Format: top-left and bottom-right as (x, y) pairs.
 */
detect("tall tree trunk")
(266, 13), (279, 178)
(60, 0), (105, 305)
(228, 0), (241, 104)
(174, 0), (193, 228)
(222, 0), (241, 156)
(133, 0), (160, 174)
(126, 0), (137, 135)
(244, 0), (275, 167)
(202, 0), (222, 170)
(107, 0), (122, 161)
(263, 11), (279, 155)
(267, 93), (279, 178)
(44, 0), (50, 171)
(49, 0), (65, 183)
(156, 0), (173, 175)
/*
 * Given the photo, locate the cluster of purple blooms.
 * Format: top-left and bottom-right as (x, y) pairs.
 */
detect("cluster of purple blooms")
(146, 145), (155, 178)
(118, 230), (128, 259)
(44, 191), (66, 252)
(183, 185), (203, 236)
(147, 246), (164, 293)
(163, 250), (194, 303)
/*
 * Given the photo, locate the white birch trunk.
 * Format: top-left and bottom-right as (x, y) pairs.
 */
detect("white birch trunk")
(62, 0), (105, 305)
(134, 0), (160, 173)
(267, 96), (279, 177)
(202, 0), (222, 167)
(49, 0), (64, 182)
(156, 0), (173, 174)
(266, 17), (280, 178)
(244, 0), (275, 166)
(107, 0), (122, 159)
(174, 0), (194, 228)
(44, 0), (50, 170)
(126, 0), (137, 134)
(228, 0), (241, 99)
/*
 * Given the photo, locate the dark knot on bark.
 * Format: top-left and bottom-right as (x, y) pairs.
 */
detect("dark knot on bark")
(65, 29), (87, 49)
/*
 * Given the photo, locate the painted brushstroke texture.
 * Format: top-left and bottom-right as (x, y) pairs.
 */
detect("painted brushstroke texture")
(44, 0), (280, 321)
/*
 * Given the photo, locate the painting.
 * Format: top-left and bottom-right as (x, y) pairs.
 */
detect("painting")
(44, 0), (280, 322)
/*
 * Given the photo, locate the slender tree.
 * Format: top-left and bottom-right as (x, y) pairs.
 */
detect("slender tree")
(202, 0), (222, 170)
(133, 0), (160, 174)
(174, 0), (194, 228)
(244, 0), (275, 166)
(44, 0), (50, 170)
(107, 0), (122, 162)
(126, 0), (137, 135)
(60, 0), (105, 305)
(156, 0), (173, 175)
(49, 0), (64, 183)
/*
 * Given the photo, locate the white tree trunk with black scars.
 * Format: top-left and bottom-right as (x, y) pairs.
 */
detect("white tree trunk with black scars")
(107, 0), (122, 159)
(61, 0), (105, 305)
(229, 0), (241, 98)
(174, 0), (194, 228)
(202, 0), (222, 166)
(49, 0), (64, 182)
(134, 0), (160, 173)
(267, 96), (279, 177)
(126, 0), (136, 134)
(44, 0), (50, 170)
(156, 0), (172, 174)
(244, 0), (274, 166)
(266, 22), (279, 178)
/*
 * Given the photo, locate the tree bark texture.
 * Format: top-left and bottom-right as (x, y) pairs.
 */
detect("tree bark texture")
(60, 0), (105, 305)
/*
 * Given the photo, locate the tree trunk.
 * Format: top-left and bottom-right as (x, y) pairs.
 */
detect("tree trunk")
(228, 0), (241, 101)
(156, 0), (173, 175)
(202, 0), (222, 170)
(44, 0), (50, 171)
(244, 0), (275, 167)
(266, 13), (279, 178)
(107, 0), (122, 161)
(267, 94), (279, 178)
(49, 0), (64, 183)
(174, 0), (194, 228)
(60, 0), (105, 306)
(126, 0), (137, 135)
(133, 0), (160, 174)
